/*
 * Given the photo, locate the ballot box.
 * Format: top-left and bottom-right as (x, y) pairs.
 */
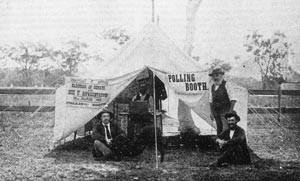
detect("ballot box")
(129, 101), (149, 115)
(118, 112), (129, 135)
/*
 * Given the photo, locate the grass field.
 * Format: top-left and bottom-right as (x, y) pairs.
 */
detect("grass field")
(0, 112), (300, 180)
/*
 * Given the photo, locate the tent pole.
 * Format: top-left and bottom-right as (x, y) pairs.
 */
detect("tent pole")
(153, 72), (158, 169)
(152, 0), (155, 23)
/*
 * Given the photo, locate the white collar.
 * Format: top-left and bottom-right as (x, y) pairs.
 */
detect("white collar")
(214, 79), (224, 86)
(102, 122), (110, 127)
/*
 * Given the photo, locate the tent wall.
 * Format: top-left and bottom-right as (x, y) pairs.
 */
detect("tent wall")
(53, 71), (141, 143)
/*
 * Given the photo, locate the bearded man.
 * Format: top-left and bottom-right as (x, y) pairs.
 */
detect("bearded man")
(209, 68), (237, 135)
(210, 111), (251, 167)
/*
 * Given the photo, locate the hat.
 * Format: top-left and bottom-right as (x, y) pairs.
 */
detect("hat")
(96, 108), (114, 119)
(208, 68), (225, 76)
(224, 111), (240, 122)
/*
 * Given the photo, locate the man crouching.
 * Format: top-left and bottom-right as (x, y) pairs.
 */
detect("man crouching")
(210, 111), (251, 167)
(91, 109), (124, 161)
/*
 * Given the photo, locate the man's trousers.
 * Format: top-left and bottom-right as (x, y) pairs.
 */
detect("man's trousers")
(93, 140), (113, 157)
(214, 113), (228, 135)
(217, 145), (251, 165)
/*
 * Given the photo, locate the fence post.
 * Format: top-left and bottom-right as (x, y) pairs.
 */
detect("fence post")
(278, 83), (282, 122)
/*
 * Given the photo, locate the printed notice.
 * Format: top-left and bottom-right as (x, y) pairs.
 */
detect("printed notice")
(65, 77), (110, 108)
(167, 73), (209, 93)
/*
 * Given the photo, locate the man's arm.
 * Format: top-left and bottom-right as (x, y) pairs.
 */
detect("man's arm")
(209, 85), (215, 121)
(229, 100), (237, 112)
(226, 82), (237, 112)
(226, 128), (246, 146)
(210, 103), (216, 121)
(148, 95), (154, 112)
(217, 129), (228, 140)
(132, 95), (137, 102)
(91, 124), (105, 141)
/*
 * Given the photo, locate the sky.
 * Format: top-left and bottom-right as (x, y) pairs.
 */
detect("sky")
(0, 0), (300, 78)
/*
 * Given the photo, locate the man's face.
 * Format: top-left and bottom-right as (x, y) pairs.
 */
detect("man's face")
(212, 73), (224, 84)
(139, 85), (147, 95)
(101, 113), (110, 124)
(227, 116), (238, 130)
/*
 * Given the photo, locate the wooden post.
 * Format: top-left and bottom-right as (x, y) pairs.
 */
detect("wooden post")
(0, 112), (5, 131)
(74, 131), (77, 140)
(152, 0), (155, 23)
(153, 73), (158, 169)
(278, 83), (282, 122)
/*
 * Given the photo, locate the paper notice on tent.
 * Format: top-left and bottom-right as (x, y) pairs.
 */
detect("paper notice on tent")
(54, 77), (111, 143)
(166, 73), (209, 93)
(161, 72), (214, 135)
(65, 77), (110, 108)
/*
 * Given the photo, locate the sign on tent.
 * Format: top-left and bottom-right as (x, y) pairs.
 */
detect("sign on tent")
(65, 77), (110, 108)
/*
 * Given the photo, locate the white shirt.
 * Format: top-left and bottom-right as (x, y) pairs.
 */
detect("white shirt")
(230, 130), (235, 139)
(132, 93), (153, 102)
(102, 122), (112, 141)
(208, 80), (237, 103)
(132, 93), (154, 111)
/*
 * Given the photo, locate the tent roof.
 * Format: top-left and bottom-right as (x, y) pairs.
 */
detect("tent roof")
(81, 23), (203, 79)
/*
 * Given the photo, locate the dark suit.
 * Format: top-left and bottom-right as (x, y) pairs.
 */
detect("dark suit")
(92, 121), (124, 143)
(211, 80), (231, 135)
(91, 121), (124, 157)
(217, 125), (251, 165)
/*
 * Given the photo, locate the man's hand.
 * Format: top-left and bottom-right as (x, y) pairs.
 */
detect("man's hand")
(229, 100), (237, 112)
(216, 139), (227, 148)
(210, 113), (215, 121)
(106, 139), (112, 145)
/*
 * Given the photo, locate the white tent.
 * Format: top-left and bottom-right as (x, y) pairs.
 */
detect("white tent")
(53, 23), (248, 143)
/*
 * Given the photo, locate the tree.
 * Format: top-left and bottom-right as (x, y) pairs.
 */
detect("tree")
(244, 31), (292, 89)
(206, 58), (232, 72)
(0, 42), (52, 86)
(54, 40), (89, 76)
(31, 68), (65, 87)
(184, 0), (203, 56)
(103, 28), (130, 46)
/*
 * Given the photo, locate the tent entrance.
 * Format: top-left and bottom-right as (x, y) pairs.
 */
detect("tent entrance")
(82, 67), (167, 140)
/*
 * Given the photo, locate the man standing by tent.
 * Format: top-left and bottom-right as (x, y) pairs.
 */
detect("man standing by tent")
(132, 81), (153, 107)
(209, 68), (237, 135)
(210, 111), (251, 167)
(91, 109), (124, 161)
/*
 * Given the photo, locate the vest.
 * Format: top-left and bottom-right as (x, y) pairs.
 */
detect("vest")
(212, 80), (231, 113)
(136, 93), (150, 101)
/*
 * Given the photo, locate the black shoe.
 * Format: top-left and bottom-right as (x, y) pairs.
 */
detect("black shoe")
(241, 159), (251, 165)
(94, 153), (117, 161)
(209, 161), (220, 168)
(92, 148), (103, 158)
(94, 156), (104, 161)
(94, 155), (111, 161)
(111, 155), (121, 162)
(221, 162), (229, 167)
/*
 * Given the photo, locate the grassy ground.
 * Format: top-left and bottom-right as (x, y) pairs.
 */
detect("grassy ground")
(0, 112), (300, 180)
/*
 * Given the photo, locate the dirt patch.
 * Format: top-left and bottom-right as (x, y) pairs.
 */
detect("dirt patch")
(0, 112), (300, 180)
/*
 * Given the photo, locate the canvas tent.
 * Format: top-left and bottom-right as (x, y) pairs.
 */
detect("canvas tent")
(53, 23), (248, 143)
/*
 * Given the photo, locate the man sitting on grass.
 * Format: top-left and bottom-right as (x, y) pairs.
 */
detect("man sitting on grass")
(210, 111), (251, 167)
(91, 109), (124, 161)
